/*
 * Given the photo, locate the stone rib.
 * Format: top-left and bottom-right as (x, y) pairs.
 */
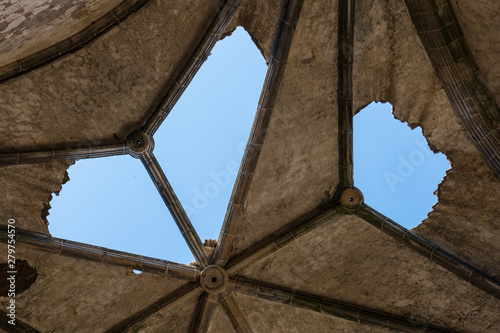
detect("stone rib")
(0, 0), (151, 84)
(142, 0), (244, 135)
(213, 0), (306, 267)
(403, 0), (500, 177)
(337, 0), (356, 188)
(0, 143), (128, 167)
(231, 277), (457, 333)
(141, 151), (208, 267)
(0, 226), (200, 281)
(358, 204), (500, 300)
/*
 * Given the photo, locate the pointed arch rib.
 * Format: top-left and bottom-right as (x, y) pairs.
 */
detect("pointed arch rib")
(231, 277), (457, 333)
(194, 293), (218, 332)
(0, 142), (128, 167)
(213, 0), (306, 267)
(142, 0), (244, 135)
(338, 0), (356, 188)
(0, 0), (150, 84)
(218, 290), (253, 333)
(140, 151), (209, 267)
(106, 283), (203, 332)
(225, 206), (339, 275)
(358, 204), (500, 300)
(403, 0), (500, 178)
(0, 226), (200, 281)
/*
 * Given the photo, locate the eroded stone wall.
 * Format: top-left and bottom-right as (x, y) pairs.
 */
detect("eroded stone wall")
(353, 0), (500, 279)
(0, 0), (123, 67)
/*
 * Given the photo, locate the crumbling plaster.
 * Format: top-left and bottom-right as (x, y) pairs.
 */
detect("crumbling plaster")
(353, 0), (500, 279)
(0, 161), (72, 234)
(225, 0), (285, 62)
(0, 0), (123, 67)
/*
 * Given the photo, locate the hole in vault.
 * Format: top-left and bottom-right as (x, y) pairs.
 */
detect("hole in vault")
(155, 26), (267, 244)
(48, 156), (195, 264)
(354, 102), (450, 229)
(48, 27), (267, 265)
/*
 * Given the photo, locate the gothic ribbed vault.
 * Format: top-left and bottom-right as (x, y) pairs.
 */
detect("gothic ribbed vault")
(0, 0), (499, 332)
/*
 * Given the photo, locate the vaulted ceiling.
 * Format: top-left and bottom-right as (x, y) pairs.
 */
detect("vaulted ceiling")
(0, 0), (499, 332)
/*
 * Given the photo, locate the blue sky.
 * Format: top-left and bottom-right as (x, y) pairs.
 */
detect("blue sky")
(48, 27), (450, 265)
(354, 102), (450, 227)
(49, 27), (265, 264)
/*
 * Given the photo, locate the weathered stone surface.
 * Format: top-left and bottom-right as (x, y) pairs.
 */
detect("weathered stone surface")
(0, 245), (188, 332)
(0, 161), (72, 234)
(0, 260), (37, 297)
(225, 0), (286, 62)
(451, 0), (500, 108)
(241, 214), (500, 332)
(0, 0), (219, 151)
(0, 0), (122, 67)
(207, 302), (237, 333)
(353, 0), (500, 279)
(234, 293), (391, 333)
(122, 298), (198, 333)
(229, 0), (339, 258)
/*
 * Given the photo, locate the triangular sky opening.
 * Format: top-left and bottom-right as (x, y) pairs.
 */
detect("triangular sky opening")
(154, 26), (268, 244)
(48, 155), (195, 264)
